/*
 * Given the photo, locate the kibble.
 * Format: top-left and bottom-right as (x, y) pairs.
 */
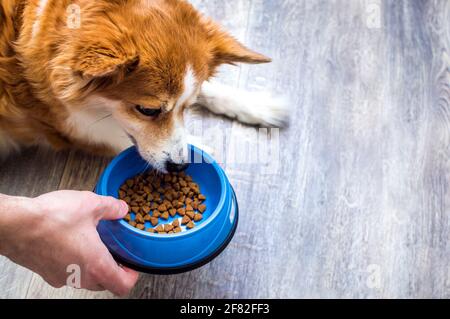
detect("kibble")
(198, 204), (207, 213)
(135, 213), (144, 224)
(181, 216), (191, 225)
(150, 217), (159, 227)
(187, 221), (195, 229)
(118, 170), (207, 235)
(186, 210), (195, 220)
(169, 208), (177, 217)
(161, 211), (169, 220)
(164, 224), (174, 232)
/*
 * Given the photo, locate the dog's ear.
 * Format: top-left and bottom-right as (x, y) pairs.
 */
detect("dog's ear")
(205, 20), (271, 66)
(71, 42), (140, 79)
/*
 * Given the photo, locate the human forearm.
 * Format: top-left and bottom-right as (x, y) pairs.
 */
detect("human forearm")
(0, 191), (138, 295)
(0, 194), (40, 257)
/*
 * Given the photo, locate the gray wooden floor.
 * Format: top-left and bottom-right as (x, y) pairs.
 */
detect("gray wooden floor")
(1, 0), (449, 299)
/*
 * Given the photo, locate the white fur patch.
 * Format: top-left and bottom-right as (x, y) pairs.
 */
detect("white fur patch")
(32, 0), (49, 38)
(169, 66), (196, 160)
(65, 97), (132, 153)
(139, 66), (196, 171)
(167, 118), (187, 162)
(199, 82), (289, 127)
(175, 66), (197, 109)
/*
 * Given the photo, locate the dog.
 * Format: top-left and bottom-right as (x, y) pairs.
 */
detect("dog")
(0, 0), (287, 172)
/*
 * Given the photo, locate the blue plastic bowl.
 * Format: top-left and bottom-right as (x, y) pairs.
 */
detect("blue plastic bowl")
(95, 145), (239, 274)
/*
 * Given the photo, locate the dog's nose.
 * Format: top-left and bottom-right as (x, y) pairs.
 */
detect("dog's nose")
(165, 161), (189, 173)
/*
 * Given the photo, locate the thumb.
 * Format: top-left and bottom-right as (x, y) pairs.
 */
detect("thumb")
(94, 196), (129, 221)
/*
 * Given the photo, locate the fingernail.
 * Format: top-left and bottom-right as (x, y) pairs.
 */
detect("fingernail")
(119, 200), (129, 214)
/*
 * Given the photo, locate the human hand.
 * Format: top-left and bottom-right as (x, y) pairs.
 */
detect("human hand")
(0, 191), (139, 296)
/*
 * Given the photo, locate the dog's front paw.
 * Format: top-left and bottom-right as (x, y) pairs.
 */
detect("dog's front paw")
(199, 82), (290, 128)
(235, 91), (289, 128)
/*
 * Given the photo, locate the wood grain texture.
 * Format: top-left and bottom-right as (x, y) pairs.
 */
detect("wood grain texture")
(0, 0), (449, 299)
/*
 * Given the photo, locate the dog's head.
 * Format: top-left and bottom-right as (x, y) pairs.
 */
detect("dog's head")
(54, 0), (270, 172)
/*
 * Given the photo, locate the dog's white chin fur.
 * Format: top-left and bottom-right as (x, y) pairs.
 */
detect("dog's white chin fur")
(198, 81), (289, 128)
(64, 96), (133, 154)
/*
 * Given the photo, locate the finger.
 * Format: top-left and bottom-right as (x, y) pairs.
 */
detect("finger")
(95, 196), (129, 221)
(97, 255), (140, 296)
(83, 283), (106, 292)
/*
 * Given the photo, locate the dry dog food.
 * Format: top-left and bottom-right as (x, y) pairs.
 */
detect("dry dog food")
(118, 171), (207, 235)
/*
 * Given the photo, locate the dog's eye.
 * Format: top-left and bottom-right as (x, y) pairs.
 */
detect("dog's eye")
(135, 105), (162, 117)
